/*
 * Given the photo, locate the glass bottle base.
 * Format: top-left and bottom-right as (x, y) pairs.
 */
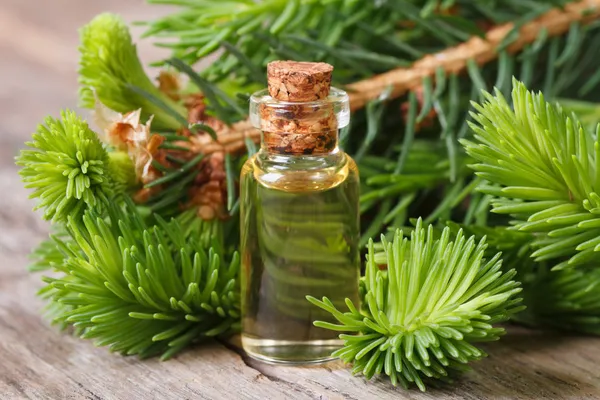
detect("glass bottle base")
(241, 335), (342, 365)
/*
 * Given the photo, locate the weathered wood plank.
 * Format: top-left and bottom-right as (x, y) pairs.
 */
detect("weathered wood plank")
(0, 168), (48, 256)
(241, 329), (600, 400)
(0, 289), (313, 400)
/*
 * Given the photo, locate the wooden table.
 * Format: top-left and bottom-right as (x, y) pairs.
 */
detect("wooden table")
(1, 1), (600, 398)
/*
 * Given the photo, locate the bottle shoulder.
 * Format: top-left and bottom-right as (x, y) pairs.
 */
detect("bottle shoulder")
(242, 151), (358, 192)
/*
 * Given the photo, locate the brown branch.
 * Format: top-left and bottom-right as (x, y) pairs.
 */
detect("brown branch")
(200, 0), (600, 155)
(191, 119), (259, 155)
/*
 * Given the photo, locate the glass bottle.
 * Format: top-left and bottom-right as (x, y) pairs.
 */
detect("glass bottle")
(240, 61), (360, 364)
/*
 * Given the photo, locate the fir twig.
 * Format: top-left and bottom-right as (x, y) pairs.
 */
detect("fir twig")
(36, 199), (240, 360)
(308, 219), (523, 391)
(462, 79), (600, 269)
(79, 13), (187, 131)
(16, 110), (114, 223)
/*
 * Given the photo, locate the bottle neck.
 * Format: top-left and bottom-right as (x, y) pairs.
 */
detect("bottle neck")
(255, 141), (345, 177)
(260, 129), (339, 156)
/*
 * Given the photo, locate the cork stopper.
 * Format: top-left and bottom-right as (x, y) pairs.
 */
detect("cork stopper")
(267, 61), (333, 102)
(250, 62), (349, 156)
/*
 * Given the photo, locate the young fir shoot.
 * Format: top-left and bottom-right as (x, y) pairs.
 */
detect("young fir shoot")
(308, 219), (523, 391)
(16, 110), (113, 223)
(79, 13), (187, 131)
(462, 79), (600, 270)
(39, 199), (240, 360)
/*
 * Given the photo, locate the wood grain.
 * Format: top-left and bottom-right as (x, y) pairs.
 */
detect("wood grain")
(1, 1), (600, 399)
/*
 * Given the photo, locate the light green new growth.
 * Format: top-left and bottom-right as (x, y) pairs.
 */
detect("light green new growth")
(16, 110), (113, 223)
(461, 80), (600, 333)
(79, 13), (187, 131)
(39, 200), (240, 360)
(308, 219), (523, 391)
(462, 80), (600, 270)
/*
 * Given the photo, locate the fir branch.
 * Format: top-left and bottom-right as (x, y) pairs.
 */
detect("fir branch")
(143, 0), (577, 88)
(344, 0), (600, 111)
(308, 219), (523, 391)
(16, 110), (114, 223)
(462, 79), (600, 269)
(79, 13), (187, 131)
(118, 1), (600, 249)
(40, 200), (239, 360)
(157, 1), (600, 158)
